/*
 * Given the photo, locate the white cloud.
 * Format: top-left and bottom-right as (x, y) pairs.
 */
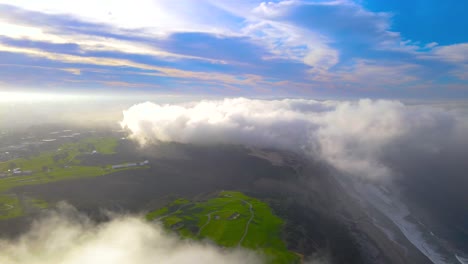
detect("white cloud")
(5, 0), (336, 73)
(431, 44), (468, 81)
(0, 43), (267, 86)
(1, 0), (466, 89)
(431, 43), (468, 63)
(242, 1), (341, 71)
(304, 45), (339, 74)
(252, 1), (298, 18)
(0, 203), (262, 264)
(242, 19), (339, 72)
(318, 59), (421, 84)
(0, 0), (234, 36)
(0, 21), (226, 64)
(121, 98), (467, 180)
(0, 21), (66, 42)
(417, 43), (468, 81)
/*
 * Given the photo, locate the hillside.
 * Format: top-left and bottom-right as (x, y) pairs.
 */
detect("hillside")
(146, 191), (300, 264)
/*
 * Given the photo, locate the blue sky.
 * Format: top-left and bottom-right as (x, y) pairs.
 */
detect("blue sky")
(0, 0), (466, 98)
(363, 0), (468, 45)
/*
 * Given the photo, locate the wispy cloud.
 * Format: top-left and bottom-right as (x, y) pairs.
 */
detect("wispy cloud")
(0, 44), (249, 82)
(0, 0), (466, 97)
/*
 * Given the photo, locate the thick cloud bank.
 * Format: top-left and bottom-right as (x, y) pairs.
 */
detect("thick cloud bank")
(121, 98), (468, 180)
(0, 203), (261, 264)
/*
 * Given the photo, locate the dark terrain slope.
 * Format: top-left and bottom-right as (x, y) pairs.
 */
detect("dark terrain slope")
(3, 142), (431, 264)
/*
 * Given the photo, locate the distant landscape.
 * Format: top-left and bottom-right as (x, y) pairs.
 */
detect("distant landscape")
(0, 121), (466, 264)
(0, 129), (147, 220)
(0, 124), (368, 263)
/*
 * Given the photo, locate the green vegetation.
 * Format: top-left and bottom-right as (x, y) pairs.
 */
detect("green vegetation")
(0, 137), (123, 192)
(0, 137), (120, 175)
(146, 207), (169, 221)
(0, 194), (23, 219)
(29, 198), (48, 209)
(0, 136), (147, 220)
(0, 194), (49, 219)
(147, 191), (299, 264)
(81, 137), (118, 154)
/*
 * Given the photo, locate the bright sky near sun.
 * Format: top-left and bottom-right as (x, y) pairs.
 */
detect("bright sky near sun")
(0, 0), (466, 98)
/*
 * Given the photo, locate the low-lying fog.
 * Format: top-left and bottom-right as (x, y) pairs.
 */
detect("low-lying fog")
(0, 202), (262, 264)
(0, 92), (207, 130)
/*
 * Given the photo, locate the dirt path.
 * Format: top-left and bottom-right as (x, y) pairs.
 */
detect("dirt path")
(238, 200), (254, 246)
(197, 211), (220, 236)
(156, 198), (255, 247)
(156, 203), (193, 221)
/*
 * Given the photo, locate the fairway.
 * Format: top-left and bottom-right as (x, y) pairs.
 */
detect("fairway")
(147, 191), (300, 264)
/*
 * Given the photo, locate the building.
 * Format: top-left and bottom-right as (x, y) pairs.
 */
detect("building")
(12, 168), (33, 176)
(112, 163), (138, 169)
(139, 160), (149, 166)
(112, 161), (149, 169)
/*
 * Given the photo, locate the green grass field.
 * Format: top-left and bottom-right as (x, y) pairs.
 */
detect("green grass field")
(0, 136), (146, 220)
(0, 194), (23, 219)
(147, 191), (300, 264)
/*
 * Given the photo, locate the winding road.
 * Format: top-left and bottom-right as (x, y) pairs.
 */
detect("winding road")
(238, 199), (254, 247)
(197, 210), (220, 236)
(155, 203), (193, 221)
(157, 198), (256, 247)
